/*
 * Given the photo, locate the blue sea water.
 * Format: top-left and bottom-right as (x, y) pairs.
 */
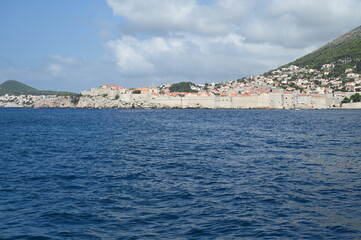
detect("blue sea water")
(0, 108), (361, 239)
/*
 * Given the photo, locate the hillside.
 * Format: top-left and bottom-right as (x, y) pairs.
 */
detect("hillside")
(0, 80), (77, 96)
(289, 25), (361, 69)
(0, 80), (39, 95)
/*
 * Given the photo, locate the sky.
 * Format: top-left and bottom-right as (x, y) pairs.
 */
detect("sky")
(1, 0), (361, 92)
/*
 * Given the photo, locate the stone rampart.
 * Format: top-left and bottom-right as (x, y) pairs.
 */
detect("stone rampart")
(341, 102), (361, 109)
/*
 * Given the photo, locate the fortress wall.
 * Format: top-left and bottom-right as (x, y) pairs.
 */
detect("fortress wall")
(269, 93), (284, 108)
(217, 96), (234, 108)
(128, 93), (151, 102)
(82, 88), (127, 99)
(150, 93), (336, 109)
(118, 93), (132, 101)
(282, 94), (297, 109)
(181, 97), (215, 108)
(324, 94), (334, 108)
(150, 97), (183, 108)
(306, 95), (328, 109)
(232, 94), (271, 109)
(81, 89), (348, 109)
(341, 102), (361, 109)
(258, 94), (272, 108)
(327, 94), (343, 108)
(295, 94), (341, 109)
(232, 96), (259, 108)
(296, 95), (312, 109)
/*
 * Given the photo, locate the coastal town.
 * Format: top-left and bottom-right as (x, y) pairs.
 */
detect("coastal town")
(75, 59), (361, 109)
(1, 61), (361, 109)
(82, 59), (361, 97)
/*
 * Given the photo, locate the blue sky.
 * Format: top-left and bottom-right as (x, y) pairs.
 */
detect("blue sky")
(0, 0), (114, 66)
(1, 0), (361, 92)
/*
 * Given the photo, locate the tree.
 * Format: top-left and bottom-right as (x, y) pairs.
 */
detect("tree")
(350, 93), (361, 102)
(169, 82), (198, 93)
(237, 78), (246, 83)
(132, 90), (141, 94)
(114, 94), (119, 100)
(314, 80), (322, 86)
(356, 62), (361, 74)
(341, 97), (350, 103)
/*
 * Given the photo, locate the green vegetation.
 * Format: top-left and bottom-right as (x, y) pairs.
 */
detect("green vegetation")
(356, 62), (361, 73)
(328, 64), (354, 78)
(0, 80), (37, 93)
(0, 80), (77, 96)
(237, 78), (247, 83)
(341, 97), (350, 103)
(114, 94), (119, 100)
(289, 37), (361, 69)
(132, 89), (141, 94)
(288, 82), (303, 91)
(169, 82), (198, 93)
(342, 93), (361, 104)
(350, 93), (361, 102)
(214, 83), (222, 90)
(203, 83), (209, 90)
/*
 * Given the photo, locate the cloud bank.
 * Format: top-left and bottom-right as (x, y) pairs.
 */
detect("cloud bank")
(103, 0), (361, 87)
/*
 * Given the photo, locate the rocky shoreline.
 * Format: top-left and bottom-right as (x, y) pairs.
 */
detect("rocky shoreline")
(1, 94), (361, 109)
(0, 95), (173, 109)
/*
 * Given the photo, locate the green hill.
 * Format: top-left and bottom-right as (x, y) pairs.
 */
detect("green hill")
(169, 82), (198, 93)
(0, 80), (77, 96)
(289, 25), (361, 69)
(0, 80), (38, 95)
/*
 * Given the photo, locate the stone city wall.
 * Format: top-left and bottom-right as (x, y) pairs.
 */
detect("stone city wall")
(3, 88), (356, 109)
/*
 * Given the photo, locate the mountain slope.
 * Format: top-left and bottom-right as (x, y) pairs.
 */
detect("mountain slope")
(0, 80), (77, 96)
(289, 25), (361, 69)
(0, 80), (39, 95)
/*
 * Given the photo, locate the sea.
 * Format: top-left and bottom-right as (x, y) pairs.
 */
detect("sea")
(1, 108), (361, 239)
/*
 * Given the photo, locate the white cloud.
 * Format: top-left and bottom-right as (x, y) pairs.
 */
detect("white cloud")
(100, 0), (361, 87)
(106, 0), (253, 35)
(107, 37), (154, 73)
(105, 32), (309, 86)
(243, 0), (361, 47)
(106, 0), (361, 47)
(45, 55), (80, 77)
(47, 64), (63, 77)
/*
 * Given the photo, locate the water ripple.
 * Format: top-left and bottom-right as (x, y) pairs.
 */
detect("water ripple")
(1, 109), (361, 239)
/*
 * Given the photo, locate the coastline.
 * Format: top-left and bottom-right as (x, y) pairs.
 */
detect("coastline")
(0, 97), (361, 110)
(1, 88), (361, 109)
